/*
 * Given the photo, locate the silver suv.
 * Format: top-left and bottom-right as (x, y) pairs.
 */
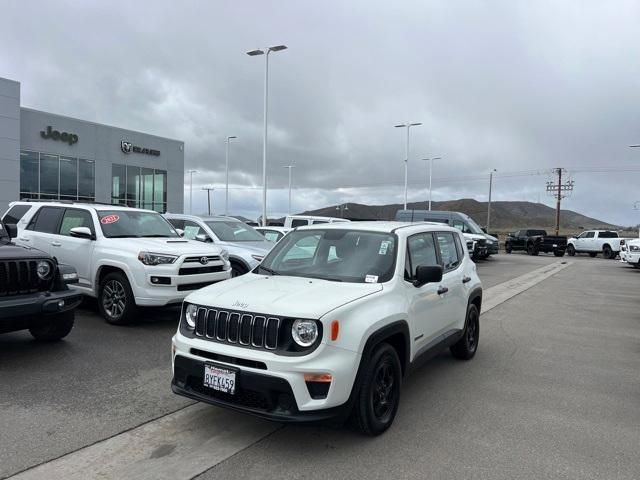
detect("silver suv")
(164, 214), (273, 277)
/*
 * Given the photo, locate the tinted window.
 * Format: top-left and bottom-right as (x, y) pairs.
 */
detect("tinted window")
(527, 230), (547, 236)
(291, 219), (308, 227)
(20, 151), (39, 198)
(167, 218), (184, 230)
(435, 232), (461, 271)
(598, 231), (618, 238)
(3, 205), (31, 225)
(40, 154), (59, 197)
(585, 232), (595, 238)
(406, 233), (438, 279)
(312, 220), (329, 224)
(453, 232), (465, 258)
(59, 209), (94, 236)
(30, 207), (64, 233)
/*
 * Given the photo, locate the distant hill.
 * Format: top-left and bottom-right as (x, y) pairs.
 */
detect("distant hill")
(292, 199), (618, 231)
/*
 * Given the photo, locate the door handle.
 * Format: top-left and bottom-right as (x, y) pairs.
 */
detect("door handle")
(19, 237), (30, 242)
(437, 286), (449, 295)
(462, 276), (471, 284)
(51, 241), (62, 247)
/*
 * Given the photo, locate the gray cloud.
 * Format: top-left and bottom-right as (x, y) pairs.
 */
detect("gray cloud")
(2, 0), (640, 225)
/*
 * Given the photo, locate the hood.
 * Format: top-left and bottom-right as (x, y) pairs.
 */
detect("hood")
(217, 240), (273, 255)
(0, 242), (50, 259)
(464, 233), (487, 241)
(484, 234), (498, 242)
(107, 238), (223, 256)
(185, 273), (382, 319)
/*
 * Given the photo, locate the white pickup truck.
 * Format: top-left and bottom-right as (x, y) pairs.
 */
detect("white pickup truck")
(566, 230), (629, 259)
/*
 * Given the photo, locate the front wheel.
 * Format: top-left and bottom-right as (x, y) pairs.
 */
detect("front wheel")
(29, 310), (74, 341)
(98, 272), (136, 325)
(450, 304), (479, 360)
(527, 243), (539, 256)
(567, 245), (575, 256)
(350, 343), (402, 436)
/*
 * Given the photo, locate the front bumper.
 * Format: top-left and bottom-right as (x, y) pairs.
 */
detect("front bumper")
(621, 251), (640, 264)
(0, 289), (83, 320)
(133, 270), (232, 306)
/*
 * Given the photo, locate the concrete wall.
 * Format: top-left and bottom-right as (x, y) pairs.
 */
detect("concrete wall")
(0, 78), (20, 214)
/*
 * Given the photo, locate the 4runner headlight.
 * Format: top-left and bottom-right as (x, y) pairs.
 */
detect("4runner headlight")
(138, 252), (178, 266)
(36, 260), (52, 280)
(184, 304), (198, 329)
(292, 319), (319, 347)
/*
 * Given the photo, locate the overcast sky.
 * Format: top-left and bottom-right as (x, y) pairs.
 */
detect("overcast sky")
(2, 0), (640, 225)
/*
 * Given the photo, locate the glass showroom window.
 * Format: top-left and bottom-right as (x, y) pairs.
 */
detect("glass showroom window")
(19, 151), (96, 201)
(111, 164), (168, 212)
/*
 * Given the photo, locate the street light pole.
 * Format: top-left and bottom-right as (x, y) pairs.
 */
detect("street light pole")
(421, 157), (441, 211)
(187, 170), (198, 214)
(395, 122), (422, 210)
(224, 136), (237, 216)
(283, 165), (294, 215)
(247, 45), (288, 226)
(487, 169), (497, 232)
(202, 186), (214, 215)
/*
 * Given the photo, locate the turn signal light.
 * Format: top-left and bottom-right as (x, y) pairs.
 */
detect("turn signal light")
(331, 320), (339, 341)
(304, 373), (333, 383)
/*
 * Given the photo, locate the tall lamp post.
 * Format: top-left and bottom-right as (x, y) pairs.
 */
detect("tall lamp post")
(247, 44), (288, 226)
(224, 136), (237, 216)
(202, 186), (214, 215)
(487, 169), (497, 232)
(283, 165), (294, 215)
(187, 169), (198, 214)
(394, 122), (422, 210)
(421, 157), (441, 211)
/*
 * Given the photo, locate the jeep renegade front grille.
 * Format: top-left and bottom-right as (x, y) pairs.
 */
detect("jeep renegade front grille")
(0, 259), (53, 297)
(194, 308), (281, 350)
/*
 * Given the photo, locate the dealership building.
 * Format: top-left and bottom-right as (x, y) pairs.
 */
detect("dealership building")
(0, 76), (185, 215)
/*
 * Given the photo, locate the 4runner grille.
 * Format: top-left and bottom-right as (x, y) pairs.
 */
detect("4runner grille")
(194, 308), (281, 350)
(0, 260), (53, 297)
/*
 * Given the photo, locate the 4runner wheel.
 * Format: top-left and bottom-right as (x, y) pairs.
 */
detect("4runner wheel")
(230, 261), (248, 278)
(527, 243), (539, 256)
(567, 245), (576, 256)
(603, 245), (613, 259)
(350, 342), (402, 436)
(589, 252), (598, 258)
(505, 243), (512, 254)
(29, 311), (75, 341)
(450, 304), (479, 360)
(99, 272), (136, 325)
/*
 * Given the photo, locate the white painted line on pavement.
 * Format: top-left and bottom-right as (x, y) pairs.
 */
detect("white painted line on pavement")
(8, 260), (572, 480)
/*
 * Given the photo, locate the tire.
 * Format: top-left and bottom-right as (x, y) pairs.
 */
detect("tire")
(230, 261), (248, 278)
(350, 342), (402, 436)
(554, 250), (565, 257)
(450, 304), (480, 360)
(527, 243), (539, 256)
(567, 245), (575, 256)
(98, 272), (136, 325)
(29, 310), (74, 341)
(505, 243), (512, 254)
(603, 245), (613, 259)
(589, 252), (598, 258)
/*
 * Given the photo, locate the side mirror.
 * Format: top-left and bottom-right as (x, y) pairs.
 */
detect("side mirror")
(4, 223), (17, 239)
(195, 233), (212, 243)
(69, 226), (94, 239)
(414, 265), (443, 288)
(175, 228), (184, 237)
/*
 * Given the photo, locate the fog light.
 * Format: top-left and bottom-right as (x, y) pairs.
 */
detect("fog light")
(57, 300), (65, 308)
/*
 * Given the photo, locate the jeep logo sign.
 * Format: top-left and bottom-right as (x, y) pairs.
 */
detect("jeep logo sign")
(40, 126), (78, 145)
(120, 140), (160, 156)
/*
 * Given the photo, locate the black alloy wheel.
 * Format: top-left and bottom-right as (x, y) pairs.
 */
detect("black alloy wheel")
(450, 303), (480, 360)
(567, 245), (576, 256)
(603, 245), (613, 259)
(527, 243), (539, 256)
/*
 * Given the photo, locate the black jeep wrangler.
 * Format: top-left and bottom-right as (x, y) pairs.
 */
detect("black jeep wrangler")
(0, 220), (82, 341)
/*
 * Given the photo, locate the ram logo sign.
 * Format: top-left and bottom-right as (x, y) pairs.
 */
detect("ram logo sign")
(120, 140), (160, 156)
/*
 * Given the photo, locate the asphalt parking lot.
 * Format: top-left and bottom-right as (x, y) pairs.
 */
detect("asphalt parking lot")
(1, 253), (639, 479)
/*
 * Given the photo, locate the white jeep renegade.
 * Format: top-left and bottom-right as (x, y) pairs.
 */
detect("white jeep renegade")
(172, 221), (482, 435)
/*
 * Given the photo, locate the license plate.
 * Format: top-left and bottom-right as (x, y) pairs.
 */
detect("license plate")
(204, 364), (237, 395)
(553, 244), (558, 247)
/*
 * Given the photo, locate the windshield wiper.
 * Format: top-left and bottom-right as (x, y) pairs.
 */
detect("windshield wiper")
(257, 265), (280, 276)
(139, 234), (174, 238)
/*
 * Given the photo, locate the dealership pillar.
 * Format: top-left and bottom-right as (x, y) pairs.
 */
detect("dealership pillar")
(0, 77), (21, 214)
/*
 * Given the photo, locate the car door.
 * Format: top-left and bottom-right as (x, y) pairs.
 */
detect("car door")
(433, 231), (467, 330)
(581, 231), (595, 251)
(20, 206), (65, 255)
(53, 208), (97, 287)
(404, 232), (449, 349)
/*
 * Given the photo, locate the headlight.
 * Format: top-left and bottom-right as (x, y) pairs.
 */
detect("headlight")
(138, 252), (178, 265)
(251, 254), (264, 262)
(184, 304), (198, 329)
(220, 250), (229, 261)
(36, 260), (52, 280)
(292, 319), (319, 347)
(630, 245), (640, 252)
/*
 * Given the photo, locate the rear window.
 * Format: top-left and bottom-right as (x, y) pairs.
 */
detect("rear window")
(291, 219), (308, 227)
(598, 231), (618, 238)
(27, 207), (64, 234)
(2, 205), (31, 225)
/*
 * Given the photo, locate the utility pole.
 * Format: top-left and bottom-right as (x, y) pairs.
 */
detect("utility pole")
(545, 168), (574, 236)
(487, 169), (497, 232)
(202, 186), (214, 216)
(283, 165), (294, 215)
(224, 136), (237, 216)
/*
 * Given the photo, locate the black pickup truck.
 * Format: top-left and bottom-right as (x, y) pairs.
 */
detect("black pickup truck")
(504, 229), (567, 257)
(0, 220), (82, 340)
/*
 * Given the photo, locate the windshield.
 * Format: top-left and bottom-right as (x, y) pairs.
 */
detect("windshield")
(460, 216), (485, 235)
(257, 229), (397, 283)
(98, 210), (178, 238)
(205, 220), (265, 242)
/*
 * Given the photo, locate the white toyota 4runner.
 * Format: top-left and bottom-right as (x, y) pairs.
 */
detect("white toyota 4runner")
(4, 201), (231, 324)
(172, 222), (482, 435)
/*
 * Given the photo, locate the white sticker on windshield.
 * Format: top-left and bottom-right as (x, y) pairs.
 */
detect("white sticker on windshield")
(365, 274), (379, 283)
(378, 241), (391, 255)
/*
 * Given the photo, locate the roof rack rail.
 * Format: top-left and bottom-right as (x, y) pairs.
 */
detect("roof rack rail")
(18, 198), (129, 207)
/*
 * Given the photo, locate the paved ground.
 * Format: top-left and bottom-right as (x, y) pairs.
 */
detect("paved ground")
(1, 253), (638, 479)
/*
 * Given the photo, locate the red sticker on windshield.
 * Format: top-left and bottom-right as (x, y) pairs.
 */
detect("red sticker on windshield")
(100, 215), (120, 225)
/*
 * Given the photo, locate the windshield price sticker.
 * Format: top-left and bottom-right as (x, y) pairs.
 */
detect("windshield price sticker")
(100, 215), (120, 225)
(379, 241), (391, 255)
(365, 274), (379, 283)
